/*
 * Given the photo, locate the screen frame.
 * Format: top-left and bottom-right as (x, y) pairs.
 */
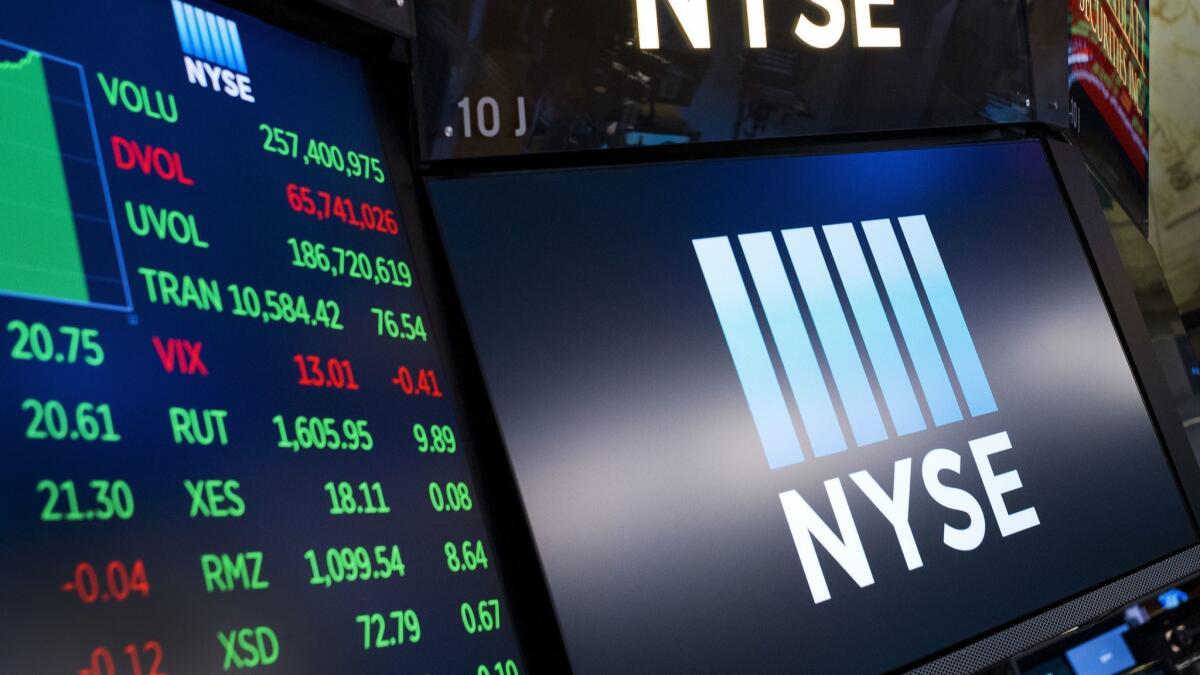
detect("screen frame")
(1045, 139), (1200, 522)
(181, 0), (577, 671)
(905, 138), (1200, 674)
(361, 51), (577, 675)
(177, 3), (1200, 669)
(414, 130), (1200, 674)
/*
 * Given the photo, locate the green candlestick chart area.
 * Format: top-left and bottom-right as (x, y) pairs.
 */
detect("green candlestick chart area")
(0, 43), (129, 310)
(0, 51), (89, 302)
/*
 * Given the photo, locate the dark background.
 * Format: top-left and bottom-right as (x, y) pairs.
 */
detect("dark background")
(427, 141), (1196, 673)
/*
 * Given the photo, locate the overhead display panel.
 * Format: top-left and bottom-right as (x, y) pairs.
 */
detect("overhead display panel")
(427, 141), (1198, 673)
(415, 0), (1035, 160)
(0, 0), (525, 672)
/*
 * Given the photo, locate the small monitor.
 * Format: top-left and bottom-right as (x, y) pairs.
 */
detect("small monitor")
(1065, 625), (1136, 675)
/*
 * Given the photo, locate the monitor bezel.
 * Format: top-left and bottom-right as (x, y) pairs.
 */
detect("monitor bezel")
(192, 0), (577, 671)
(905, 138), (1200, 674)
(415, 132), (1200, 674)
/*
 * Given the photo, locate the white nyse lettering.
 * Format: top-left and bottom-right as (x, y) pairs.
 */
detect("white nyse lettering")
(922, 448), (986, 551)
(853, 0), (902, 47)
(794, 0), (846, 49)
(635, 0), (712, 49)
(778, 433), (1037, 604)
(635, 0), (903, 50)
(970, 432), (1040, 537)
(182, 56), (255, 103)
(850, 458), (922, 571)
(743, 0), (767, 48)
(184, 56), (207, 87)
(779, 478), (874, 604)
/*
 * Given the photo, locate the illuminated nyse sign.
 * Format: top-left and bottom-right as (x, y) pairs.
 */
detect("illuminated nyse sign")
(635, 0), (903, 50)
(695, 216), (1039, 604)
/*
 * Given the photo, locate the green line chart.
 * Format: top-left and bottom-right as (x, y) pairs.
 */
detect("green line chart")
(0, 41), (130, 310)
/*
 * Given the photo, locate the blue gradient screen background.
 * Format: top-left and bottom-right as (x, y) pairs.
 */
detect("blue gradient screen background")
(427, 141), (1196, 673)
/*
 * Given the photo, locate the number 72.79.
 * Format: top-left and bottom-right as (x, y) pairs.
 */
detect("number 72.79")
(356, 610), (420, 650)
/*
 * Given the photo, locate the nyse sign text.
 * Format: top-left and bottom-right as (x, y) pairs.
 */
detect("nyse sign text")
(635, 0), (903, 50)
(779, 431), (1040, 603)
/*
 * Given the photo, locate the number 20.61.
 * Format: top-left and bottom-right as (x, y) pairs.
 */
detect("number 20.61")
(24, 399), (120, 442)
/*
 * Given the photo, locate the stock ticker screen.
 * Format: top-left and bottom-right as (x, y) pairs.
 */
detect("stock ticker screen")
(427, 141), (1199, 674)
(0, 0), (525, 672)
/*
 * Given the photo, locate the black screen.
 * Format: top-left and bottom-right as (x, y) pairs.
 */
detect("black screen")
(0, 0), (525, 671)
(427, 141), (1196, 673)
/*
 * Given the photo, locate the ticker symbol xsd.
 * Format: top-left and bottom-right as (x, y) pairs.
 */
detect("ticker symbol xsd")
(694, 216), (997, 470)
(171, 0), (255, 102)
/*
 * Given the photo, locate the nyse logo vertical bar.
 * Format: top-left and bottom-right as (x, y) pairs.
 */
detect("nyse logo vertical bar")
(861, 219), (963, 426)
(171, 0), (248, 73)
(738, 232), (846, 459)
(694, 237), (806, 469)
(695, 216), (996, 470)
(783, 227), (888, 448)
(823, 223), (926, 436)
(898, 215), (997, 416)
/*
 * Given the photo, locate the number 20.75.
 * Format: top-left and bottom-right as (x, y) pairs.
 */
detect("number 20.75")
(8, 320), (103, 366)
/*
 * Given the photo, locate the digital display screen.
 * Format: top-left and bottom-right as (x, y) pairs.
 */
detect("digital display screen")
(0, 0), (524, 672)
(427, 141), (1197, 673)
(415, 0), (1035, 160)
(1065, 625), (1135, 675)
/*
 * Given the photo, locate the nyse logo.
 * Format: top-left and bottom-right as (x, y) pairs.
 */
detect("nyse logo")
(695, 216), (996, 467)
(170, 0), (255, 102)
(635, 0), (903, 51)
(694, 216), (1040, 604)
